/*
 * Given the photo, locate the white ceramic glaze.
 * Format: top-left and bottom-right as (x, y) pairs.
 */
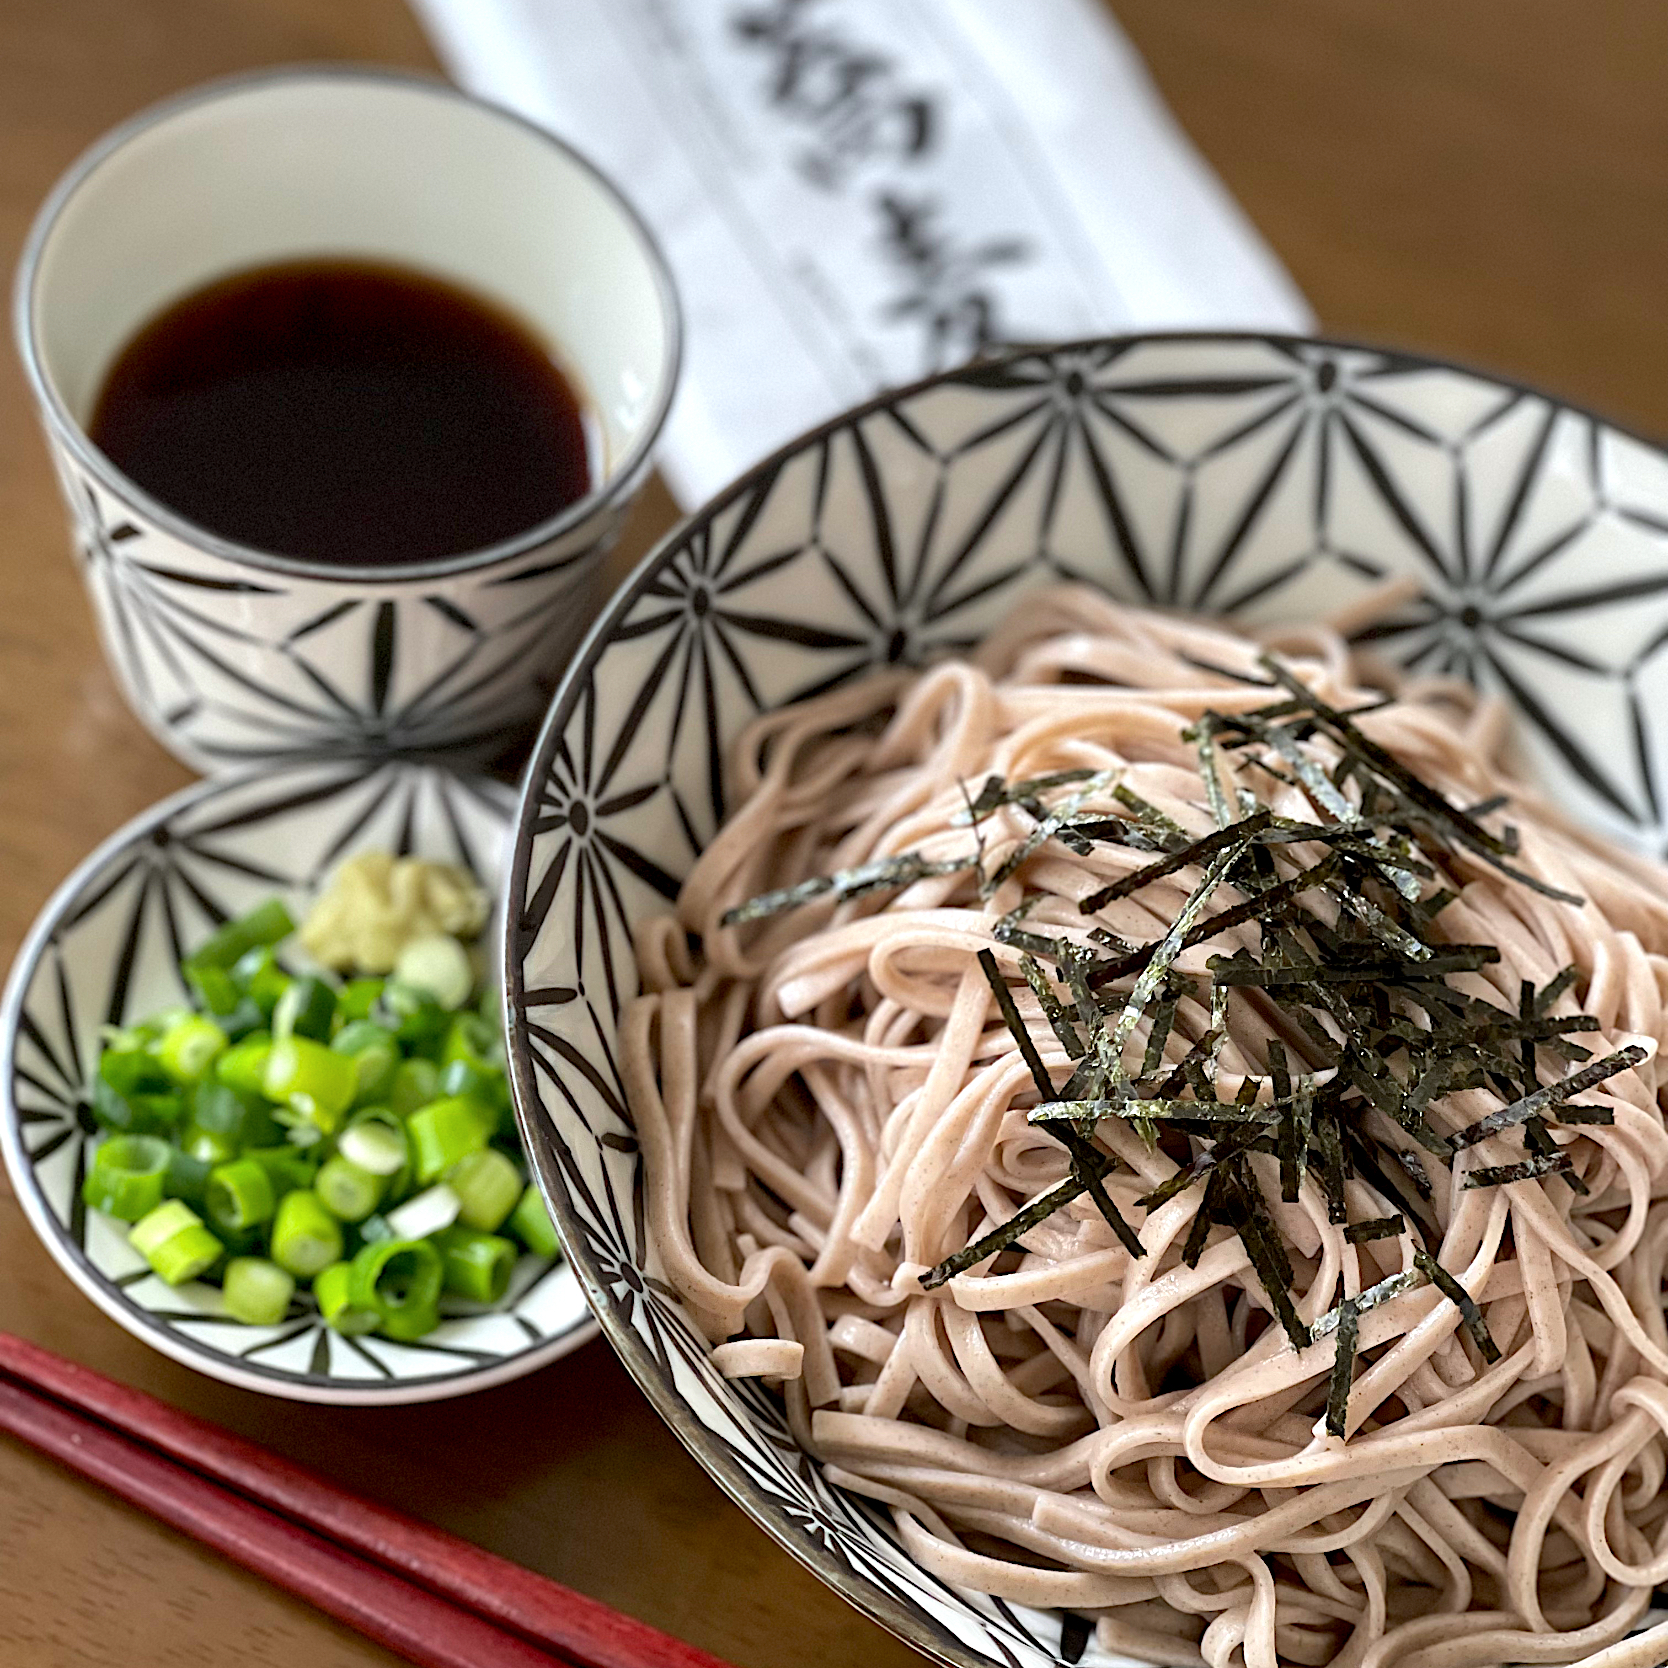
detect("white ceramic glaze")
(1, 759), (596, 1405)
(506, 336), (1668, 1668)
(13, 69), (681, 772)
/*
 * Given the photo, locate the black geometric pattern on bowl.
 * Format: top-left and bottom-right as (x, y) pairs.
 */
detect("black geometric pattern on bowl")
(2, 760), (594, 1405)
(58, 462), (635, 773)
(506, 335), (1668, 1666)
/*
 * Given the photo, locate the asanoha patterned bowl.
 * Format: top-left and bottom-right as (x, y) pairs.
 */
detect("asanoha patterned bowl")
(1, 759), (595, 1405)
(505, 335), (1668, 1666)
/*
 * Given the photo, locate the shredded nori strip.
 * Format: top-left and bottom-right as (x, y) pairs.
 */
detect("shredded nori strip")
(1463, 1152), (1575, 1189)
(1448, 1046), (1645, 1150)
(986, 770), (1122, 892)
(1078, 810), (1272, 915)
(1019, 954), (1085, 1058)
(919, 1174), (1087, 1289)
(1220, 1167), (1310, 1351)
(1310, 1268), (1423, 1340)
(1344, 1215), (1405, 1243)
(1326, 1298), (1359, 1437)
(1088, 854), (1339, 988)
(954, 769), (1099, 824)
(1029, 1097), (1281, 1125)
(722, 850), (978, 925)
(976, 949), (1055, 1103)
(1256, 654), (1585, 904)
(972, 950), (1144, 1259)
(1413, 1248), (1501, 1363)
(1535, 966), (1580, 1013)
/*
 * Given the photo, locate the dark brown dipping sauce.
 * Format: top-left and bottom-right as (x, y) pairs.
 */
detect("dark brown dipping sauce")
(89, 258), (592, 568)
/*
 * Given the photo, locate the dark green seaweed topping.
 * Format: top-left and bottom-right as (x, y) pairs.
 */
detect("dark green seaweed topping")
(1310, 1267), (1423, 1340)
(1463, 1152), (1575, 1189)
(973, 951), (1144, 1258)
(954, 769), (1100, 824)
(721, 850), (978, 925)
(721, 661), (1634, 1371)
(1325, 1298), (1359, 1438)
(1077, 811), (1272, 915)
(1344, 1214), (1405, 1243)
(1413, 1248), (1501, 1363)
(918, 1174), (1087, 1289)
(1447, 1046), (1645, 1150)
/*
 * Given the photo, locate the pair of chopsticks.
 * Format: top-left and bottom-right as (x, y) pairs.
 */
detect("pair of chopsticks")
(0, 1332), (735, 1668)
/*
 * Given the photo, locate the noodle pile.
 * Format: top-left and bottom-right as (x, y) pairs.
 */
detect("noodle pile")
(624, 586), (1668, 1668)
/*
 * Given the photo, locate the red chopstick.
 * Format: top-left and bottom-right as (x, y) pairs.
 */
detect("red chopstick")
(0, 1373), (567, 1668)
(0, 1333), (734, 1668)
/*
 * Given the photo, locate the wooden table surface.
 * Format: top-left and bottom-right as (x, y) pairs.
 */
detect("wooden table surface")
(0, 3), (1663, 1665)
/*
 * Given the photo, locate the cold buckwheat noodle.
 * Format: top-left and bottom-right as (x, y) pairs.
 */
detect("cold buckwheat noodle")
(624, 585), (1668, 1668)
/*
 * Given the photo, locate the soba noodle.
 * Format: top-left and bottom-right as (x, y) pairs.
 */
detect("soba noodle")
(626, 585), (1668, 1668)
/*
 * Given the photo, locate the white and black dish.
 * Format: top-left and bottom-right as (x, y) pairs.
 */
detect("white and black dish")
(504, 334), (1668, 1667)
(1, 759), (595, 1405)
(13, 69), (680, 773)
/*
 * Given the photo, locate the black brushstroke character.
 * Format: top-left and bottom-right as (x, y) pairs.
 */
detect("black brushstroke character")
(875, 191), (1031, 371)
(731, 0), (935, 188)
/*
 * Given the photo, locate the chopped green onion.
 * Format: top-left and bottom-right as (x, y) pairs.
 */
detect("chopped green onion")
(183, 904), (294, 1014)
(263, 1036), (357, 1132)
(98, 1046), (171, 1098)
(384, 1184), (460, 1242)
(434, 1226), (516, 1303)
(232, 945), (291, 1016)
(408, 1096), (490, 1183)
(348, 1238), (444, 1338)
(376, 1300), (440, 1343)
(185, 961), (240, 1016)
(190, 1079), (279, 1147)
(243, 1145), (317, 1197)
(130, 1200), (222, 1286)
(389, 1058), (441, 1120)
(214, 1034), (273, 1098)
(270, 1189), (343, 1277)
(204, 1158), (277, 1234)
(222, 1257), (295, 1326)
(510, 1185), (559, 1260)
(314, 1260), (379, 1334)
(337, 978), (385, 1022)
(314, 1154), (385, 1223)
(162, 1145), (213, 1209)
(180, 1123), (240, 1167)
(215, 998), (268, 1041)
(447, 1147), (522, 1233)
(437, 1058), (505, 1112)
(81, 1135), (170, 1221)
(441, 1012), (502, 1077)
(90, 1075), (180, 1136)
(272, 975), (336, 1043)
(331, 1019), (400, 1105)
(154, 1014), (228, 1086)
(337, 1113), (409, 1178)
(185, 900), (296, 971)
(374, 982), (448, 1051)
(394, 934), (475, 1011)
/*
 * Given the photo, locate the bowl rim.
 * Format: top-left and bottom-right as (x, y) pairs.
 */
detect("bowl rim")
(1, 758), (597, 1407)
(501, 329), (1668, 1664)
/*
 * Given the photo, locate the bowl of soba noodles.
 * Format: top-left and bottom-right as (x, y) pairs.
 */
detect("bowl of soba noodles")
(504, 334), (1668, 1668)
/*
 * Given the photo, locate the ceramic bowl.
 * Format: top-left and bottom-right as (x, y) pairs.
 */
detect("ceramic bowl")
(505, 335), (1668, 1666)
(2, 758), (595, 1404)
(14, 69), (681, 773)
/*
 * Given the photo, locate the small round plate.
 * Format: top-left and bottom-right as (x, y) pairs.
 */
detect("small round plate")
(2, 757), (596, 1404)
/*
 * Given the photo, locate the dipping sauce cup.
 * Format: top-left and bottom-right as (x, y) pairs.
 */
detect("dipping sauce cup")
(13, 68), (680, 771)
